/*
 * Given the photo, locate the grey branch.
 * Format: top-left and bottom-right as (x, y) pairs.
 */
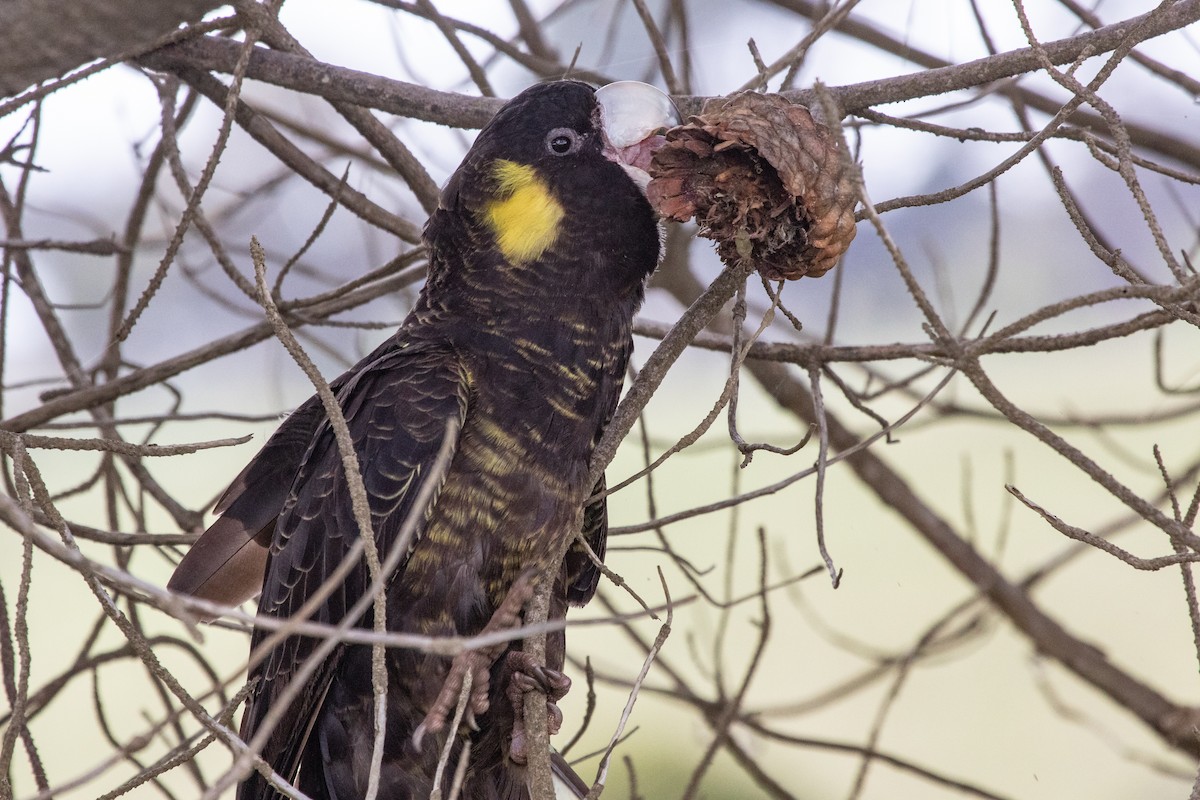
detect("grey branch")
(0, 0), (227, 97)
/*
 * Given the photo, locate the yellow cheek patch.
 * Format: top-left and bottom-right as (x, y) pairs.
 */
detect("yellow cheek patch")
(482, 160), (564, 264)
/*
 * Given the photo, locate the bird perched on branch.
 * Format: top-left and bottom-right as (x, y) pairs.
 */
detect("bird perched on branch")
(168, 79), (677, 799)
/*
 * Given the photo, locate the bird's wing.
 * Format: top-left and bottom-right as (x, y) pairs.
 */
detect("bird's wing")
(168, 336), (400, 613)
(552, 749), (590, 798)
(238, 342), (471, 793)
(564, 474), (608, 605)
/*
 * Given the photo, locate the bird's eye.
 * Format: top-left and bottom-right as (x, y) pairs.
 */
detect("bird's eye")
(545, 128), (581, 156)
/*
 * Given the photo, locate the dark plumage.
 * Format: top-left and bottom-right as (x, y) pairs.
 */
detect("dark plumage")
(168, 80), (672, 799)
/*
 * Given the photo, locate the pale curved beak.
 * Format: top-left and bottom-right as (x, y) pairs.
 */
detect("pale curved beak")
(596, 80), (680, 191)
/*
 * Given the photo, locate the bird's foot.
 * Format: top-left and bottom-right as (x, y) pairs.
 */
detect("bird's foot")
(412, 570), (538, 750)
(506, 650), (571, 765)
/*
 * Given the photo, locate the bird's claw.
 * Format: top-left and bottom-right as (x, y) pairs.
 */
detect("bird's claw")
(506, 650), (571, 765)
(412, 570), (539, 750)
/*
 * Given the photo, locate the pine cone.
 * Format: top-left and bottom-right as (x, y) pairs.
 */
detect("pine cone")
(647, 92), (858, 280)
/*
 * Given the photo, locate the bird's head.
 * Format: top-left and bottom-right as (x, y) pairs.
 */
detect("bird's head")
(427, 80), (678, 290)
